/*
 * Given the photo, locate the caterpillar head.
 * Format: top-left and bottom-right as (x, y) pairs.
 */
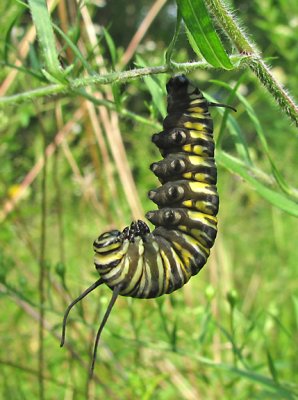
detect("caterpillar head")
(166, 75), (202, 108)
(166, 75), (189, 94)
(123, 220), (151, 242)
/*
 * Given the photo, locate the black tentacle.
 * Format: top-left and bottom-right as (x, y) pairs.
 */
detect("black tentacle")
(60, 278), (104, 347)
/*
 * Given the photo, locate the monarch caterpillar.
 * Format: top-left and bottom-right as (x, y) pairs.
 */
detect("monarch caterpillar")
(60, 75), (235, 375)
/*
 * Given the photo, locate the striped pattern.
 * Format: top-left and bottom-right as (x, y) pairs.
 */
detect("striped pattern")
(93, 75), (218, 298)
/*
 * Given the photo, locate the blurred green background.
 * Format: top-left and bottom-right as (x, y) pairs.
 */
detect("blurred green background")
(0, 0), (297, 399)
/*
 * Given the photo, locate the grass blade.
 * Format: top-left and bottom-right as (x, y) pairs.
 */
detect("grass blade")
(28, 0), (62, 78)
(176, 0), (233, 69)
(165, 8), (182, 64)
(217, 151), (298, 217)
(212, 79), (298, 201)
(135, 56), (166, 118)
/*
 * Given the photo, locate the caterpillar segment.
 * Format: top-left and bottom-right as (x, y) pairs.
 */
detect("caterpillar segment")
(61, 75), (235, 375)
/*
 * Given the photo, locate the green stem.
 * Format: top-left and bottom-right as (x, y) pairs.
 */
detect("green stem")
(205, 0), (298, 126)
(0, 56), (250, 107)
(38, 118), (47, 400)
(205, 0), (256, 54)
(250, 59), (298, 126)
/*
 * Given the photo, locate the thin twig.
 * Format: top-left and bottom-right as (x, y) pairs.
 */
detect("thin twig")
(38, 116), (47, 400)
(0, 56), (251, 107)
(54, 105), (66, 266)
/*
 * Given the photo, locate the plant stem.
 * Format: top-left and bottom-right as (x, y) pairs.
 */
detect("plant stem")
(0, 56), (250, 107)
(250, 59), (298, 126)
(38, 115), (48, 400)
(205, 0), (298, 126)
(205, 0), (256, 54)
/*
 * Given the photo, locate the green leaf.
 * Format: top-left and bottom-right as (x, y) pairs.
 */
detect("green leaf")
(215, 75), (245, 145)
(3, 11), (23, 63)
(176, 0), (233, 69)
(28, 0), (62, 78)
(217, 151), (298, 217)
(53, 23), (93, 75)
(111, 83), (122, 112)
(102, 27), (118, 70)
(266, 348), (279, 383)
(212, 79), (298, 201)
(204, 89), (251, 164)
(135, 56), (166, 118)
(293, 296), (298, 330)
(165, 9), (182, 65)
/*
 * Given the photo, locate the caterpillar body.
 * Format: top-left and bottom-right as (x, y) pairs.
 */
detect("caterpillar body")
(61, 75), (235, 375)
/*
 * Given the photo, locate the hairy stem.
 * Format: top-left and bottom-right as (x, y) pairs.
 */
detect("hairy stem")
(205, 0), (298, 126)
(0, 56), (250, 107)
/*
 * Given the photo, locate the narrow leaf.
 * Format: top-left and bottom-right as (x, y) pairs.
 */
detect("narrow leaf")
(53, 23), (93, 75)
(28, 0), (62, 77)
(266, 348), (279, 384)
(217, 151), (298, 217)
(212, 79), (298, 201)
(135, 56), (166, 118)
(293, 296), (298, 330)
(204, 90), (251, 164)
(165, 9), (182, 64)
(176, 0), (233, 69)
(102, 27), (118, 69)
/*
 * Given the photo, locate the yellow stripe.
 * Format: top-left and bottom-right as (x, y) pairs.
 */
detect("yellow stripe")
(189, 181), (211, 192)
(182, 199), (216, 214)
(177, 226), (211, 255)
(182, 144), (210, 156)
(107, 254), (130, 286)
(184, 121), (207, 131)
(94, 240), (129, 265)
(189, 131), (211, 141)
(142, 259), (152, 298)
(188, 112), (209, 119)
(120, 239), (144, 294)
(101, 256), (125, 282)
(152, 241), (165, 297)
(120, 252), (144, 295)
(188, 155), (210, 165)
(194, 173), (211, 182)
(187, 210), (217, 225)
(94, 241), (121, 253)
(189, 95), (203, 101)
(172, 241), (192, 271)
(187, 107), (205, 113)
(169, 247), (187, 283)
(160, 250), (171, 293)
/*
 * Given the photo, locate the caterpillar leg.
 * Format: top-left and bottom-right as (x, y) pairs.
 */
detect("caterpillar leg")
(60, 278), (104, 347)
(90, 284), (122, 377)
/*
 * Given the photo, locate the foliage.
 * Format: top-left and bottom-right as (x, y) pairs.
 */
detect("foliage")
(0, 0), (297, 399)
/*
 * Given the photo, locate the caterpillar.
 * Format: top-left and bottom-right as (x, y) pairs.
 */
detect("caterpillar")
(60, 75), (235, 375)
